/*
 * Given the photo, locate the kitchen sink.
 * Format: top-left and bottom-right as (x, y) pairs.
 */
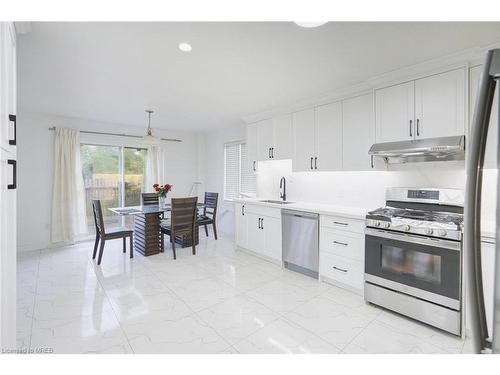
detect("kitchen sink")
(259, 200), (295, 205)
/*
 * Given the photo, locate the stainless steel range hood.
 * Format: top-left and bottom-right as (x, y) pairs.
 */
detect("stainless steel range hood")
(368, 135), (465, 163)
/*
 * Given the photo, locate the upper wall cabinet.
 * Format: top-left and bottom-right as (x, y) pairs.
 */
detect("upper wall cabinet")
(342, 93), (376, 171)
(292, 103), (342, 172)
(250, 114), (293, 163)
(469, 65), (498, 169)
(292, 108), (316, 171)
(375, 81), (414, 143)
(246, 123), (259, 173)
(375, 68), (465, 143)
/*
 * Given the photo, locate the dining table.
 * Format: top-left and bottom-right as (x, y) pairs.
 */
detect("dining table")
(109, 203), (205, 256)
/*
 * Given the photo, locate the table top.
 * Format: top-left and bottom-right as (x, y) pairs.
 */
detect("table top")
(109, 203), (205, 215)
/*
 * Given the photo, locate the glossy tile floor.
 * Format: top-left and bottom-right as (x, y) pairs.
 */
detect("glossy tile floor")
(17, 236), (470, 354)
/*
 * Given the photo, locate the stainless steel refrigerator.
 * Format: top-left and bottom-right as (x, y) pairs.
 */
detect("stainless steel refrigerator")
(466, 48), (500, 353)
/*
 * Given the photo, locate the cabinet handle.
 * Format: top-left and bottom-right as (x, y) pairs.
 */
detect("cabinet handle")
(333, 266), (348, 273)
(333, 221), (348, 226)
(271, 148), (274, 159)
(314, 157), (318, 170)
(409, 119), (413, 137)
(261, 218), (264, 230)
(370, 155), (374, 169)
(242, 205), (245, 216)
(258, 218), (261, 229)
(253, 161), (256, 171)
(310, 157), (313, 170)
(333, 241), (348, 246)
(9, 114), (16, 146)
(7, 159), (17, 190)
(268, 148), (271, 159)
(416, 119), (420, 136)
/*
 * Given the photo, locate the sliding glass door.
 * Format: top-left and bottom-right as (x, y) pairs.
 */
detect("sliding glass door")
(81, 144), (147, 233)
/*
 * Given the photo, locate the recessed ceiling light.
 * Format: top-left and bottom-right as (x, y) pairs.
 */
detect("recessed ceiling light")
(178, 42), (192, 52)
(294, 22), (328, 28)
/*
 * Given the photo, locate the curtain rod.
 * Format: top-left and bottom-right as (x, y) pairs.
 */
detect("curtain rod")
(48, 126), (182, 142)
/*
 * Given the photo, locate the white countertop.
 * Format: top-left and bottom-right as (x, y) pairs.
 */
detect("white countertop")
(234, 198), (369, 220)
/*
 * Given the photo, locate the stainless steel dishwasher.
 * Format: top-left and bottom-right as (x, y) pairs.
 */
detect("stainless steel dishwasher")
(282, 209), (319, 279)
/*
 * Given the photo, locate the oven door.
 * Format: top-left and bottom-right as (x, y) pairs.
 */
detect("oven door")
(365, 228), (461, 310)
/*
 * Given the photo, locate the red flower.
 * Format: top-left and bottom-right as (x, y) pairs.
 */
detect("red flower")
(155, 187), (160, 192)
(153, 183), (159, 188)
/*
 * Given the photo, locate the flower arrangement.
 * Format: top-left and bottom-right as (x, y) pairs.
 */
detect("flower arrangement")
(153, 183), (172, 198)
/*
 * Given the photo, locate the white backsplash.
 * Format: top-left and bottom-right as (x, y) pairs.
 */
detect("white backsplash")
(256, 159), (467, 212)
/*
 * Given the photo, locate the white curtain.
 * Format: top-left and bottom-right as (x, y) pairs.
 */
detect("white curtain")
(144, 145), (165, 192)
(51, 128), (87, 243)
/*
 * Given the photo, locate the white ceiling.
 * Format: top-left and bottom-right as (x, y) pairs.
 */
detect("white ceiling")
(18, 22), (500, 132)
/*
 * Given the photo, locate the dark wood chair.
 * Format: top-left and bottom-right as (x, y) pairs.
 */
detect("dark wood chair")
(92, 199), (134, 265)
(197, 192), (219, 240)
(160, 197), (198, 259)
(141, 193), (159, 206)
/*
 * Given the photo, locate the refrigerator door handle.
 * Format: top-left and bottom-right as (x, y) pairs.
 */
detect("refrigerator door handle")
(465, 49), (500, 353)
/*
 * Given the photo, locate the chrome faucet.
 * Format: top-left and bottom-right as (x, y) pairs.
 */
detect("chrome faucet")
(280, 177), (286, 201)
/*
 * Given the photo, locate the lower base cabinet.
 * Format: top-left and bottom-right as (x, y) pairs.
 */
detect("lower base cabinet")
(235, 203), (282, 263)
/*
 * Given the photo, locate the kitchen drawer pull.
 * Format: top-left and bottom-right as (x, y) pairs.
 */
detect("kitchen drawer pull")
(9, 114), (16, 146)
(416, 119), (420, 136)
(409, 119), (413, 137)
(7, 159), (16, 190)
(333, 240), (348, 246)
(314, 157), (317, 170)
(333, 266), (348, 273)
(268, 148), (271, 159)
(333, 221), (348, 226)
(271, 148), (274, 158)
(261, 218), (264, 229)
(258, 218), (262, 229)
(310, 157), (313, 170)
(253, 161), (256, 171)
(242, 205), (245, 216)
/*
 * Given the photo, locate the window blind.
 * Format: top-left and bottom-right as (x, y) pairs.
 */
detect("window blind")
(224, 141), (256, 201)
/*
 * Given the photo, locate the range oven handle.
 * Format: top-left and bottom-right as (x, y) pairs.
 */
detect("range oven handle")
(464, 49), (500, 353)
(365, 227), (461, 251)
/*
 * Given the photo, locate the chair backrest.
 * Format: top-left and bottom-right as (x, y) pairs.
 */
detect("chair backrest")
(92, 200), (105, 235)
(142, 193), (159, 206)
(203, 192), (219, 218)
(171, 197), (198, 233)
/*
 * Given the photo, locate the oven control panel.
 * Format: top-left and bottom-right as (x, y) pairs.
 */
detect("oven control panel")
(407, 190), (439, 200)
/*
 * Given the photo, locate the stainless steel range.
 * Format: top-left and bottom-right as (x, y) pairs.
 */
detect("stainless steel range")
(364, 187), (464, 336)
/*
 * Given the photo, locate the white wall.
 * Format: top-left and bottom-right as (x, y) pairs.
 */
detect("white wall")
(201, 124), (246, 238)
(17, 112), (203, 252)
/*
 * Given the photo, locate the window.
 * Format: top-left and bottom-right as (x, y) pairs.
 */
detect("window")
(224, 141), (256, 201)
(81, 144), (147, 233)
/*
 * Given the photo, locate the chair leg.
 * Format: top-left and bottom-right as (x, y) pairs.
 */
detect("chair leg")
(97, 239), (105, 265)
(160, 232), (164, 253)
(192, 237), (196, 255)
(204, 225), (208, 237)
(130, 234), (134, 259)
(171, 234), (176, 260)
(213, 222), (218, 240)
(92, 234), (100, 259)
(123, 237), (126, 253)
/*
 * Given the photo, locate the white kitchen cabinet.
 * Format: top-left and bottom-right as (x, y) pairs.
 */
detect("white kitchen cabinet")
(469, 65), (498, 169)
(0, 22), (16, 349)
(319, 214), (365, 293)
(234, 203), (248, 249)
(375, 81), (414, 143)
(375, 68), (465, 143)
(245, 212), (265, 255)
(414, 69), (465, 139)
(272, 114), (293, 160)
(246, 123), (259, 173)
(236, 203), (282, 263)
(262, 216), (282, 261)
(292, 108), (316, 171)
(315, 101), (342, 171)
(256, 118), (274, 161)
(342, 93), (376, 171)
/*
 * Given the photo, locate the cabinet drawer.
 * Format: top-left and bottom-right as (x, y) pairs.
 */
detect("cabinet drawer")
(244, 204), (281, 219)
(320, 253), (363, 290)
(320, 228), (364, 262)
(320, 214), (364, 233)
